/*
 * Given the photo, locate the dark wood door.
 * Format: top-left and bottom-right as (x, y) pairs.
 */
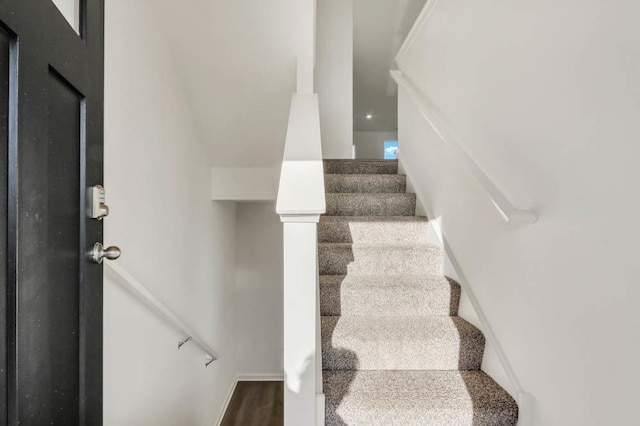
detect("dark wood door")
(0, 0), (105, 424)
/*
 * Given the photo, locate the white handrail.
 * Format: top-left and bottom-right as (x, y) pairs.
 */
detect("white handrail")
(395, 0), (442, 69)
(105, 262), (218, 366)
(391, 70), (537, 224)
(400, 155), (533, 424)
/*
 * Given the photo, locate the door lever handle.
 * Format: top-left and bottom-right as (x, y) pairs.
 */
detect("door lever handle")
(90, 242), (121, 264)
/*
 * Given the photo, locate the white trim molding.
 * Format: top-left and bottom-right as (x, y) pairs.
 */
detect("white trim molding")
(316, 394), (325, 426)
(391, 70), (537, 225)
(237, 374), (285, 382)
(395, 0), (442, 68)
(215, 377), (239, 426)
(400, 157), (533, 426)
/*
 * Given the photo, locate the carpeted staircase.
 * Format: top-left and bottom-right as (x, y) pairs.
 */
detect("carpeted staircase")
(319, 159), (518, 425)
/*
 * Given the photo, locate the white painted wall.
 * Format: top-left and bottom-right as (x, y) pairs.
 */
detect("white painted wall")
(316, 0), (354, 159)
(354, 131), (397, 159)
(103, 0), (238, 424)
(147, 0), (318, 167)
(234, 203), (284, 378)
(396, 0), (640, 424)
(211, 168), (280, 201)
(50, 0), (79, 32)
(352, 0), (426, 133)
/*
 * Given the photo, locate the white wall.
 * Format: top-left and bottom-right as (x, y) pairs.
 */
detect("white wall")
(352, 0), (426, 133)
(316, 0), (354, 159)
(211, 168), (280, 201)
(50, 0), (79, 32)
(103, 1), (238, 424)
(146, 0), (318, 167)
(397, 0), (640, 424)
(234, 203), (284, 378)
(354, 131), (397, 159)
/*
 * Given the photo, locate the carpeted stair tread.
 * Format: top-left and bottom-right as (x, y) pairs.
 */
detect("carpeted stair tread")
(324, 159), (398, 175)
(325, 174), (406, 193)
(319, 158), (518, 424)
(319, 215), (429, 243)
(323, 370), (518, 425)
(319, 274), (460, 316)
(326, 193), (416, 216)
(321, 315), (484, 371)
(319, 242), (442, 276)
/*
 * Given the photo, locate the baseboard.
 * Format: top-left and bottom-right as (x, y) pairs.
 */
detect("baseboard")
(399, 156), (530, 410)
(215, 376), (239, 426)
(215, 374), (285, 425)
(517, 392), (533, 426)
(237, 373), (284, 382)
(316, 393), (325, 425)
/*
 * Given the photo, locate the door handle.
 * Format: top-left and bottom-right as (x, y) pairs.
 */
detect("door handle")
(90, 242), (121, 264)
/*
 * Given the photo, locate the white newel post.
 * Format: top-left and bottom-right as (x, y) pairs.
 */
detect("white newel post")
(280, 215), (320, 425)
(277, 71), (325, 425)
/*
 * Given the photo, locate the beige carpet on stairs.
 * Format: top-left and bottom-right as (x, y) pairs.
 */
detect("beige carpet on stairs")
(319, 159), (518, 425)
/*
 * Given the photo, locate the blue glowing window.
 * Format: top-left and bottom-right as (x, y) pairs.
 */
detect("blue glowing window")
(384, 141), (399, 160)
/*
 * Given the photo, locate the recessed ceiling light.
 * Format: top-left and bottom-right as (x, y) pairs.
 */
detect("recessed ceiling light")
(366, 114), (373, 120)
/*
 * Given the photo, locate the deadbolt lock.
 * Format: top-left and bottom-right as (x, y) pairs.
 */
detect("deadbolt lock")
(87, 185), (110, 220)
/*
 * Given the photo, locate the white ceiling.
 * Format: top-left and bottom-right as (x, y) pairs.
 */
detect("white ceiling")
(353, 0), (427, 132)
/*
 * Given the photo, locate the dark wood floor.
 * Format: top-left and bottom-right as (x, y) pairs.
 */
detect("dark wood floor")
(221, 381), (284, 426)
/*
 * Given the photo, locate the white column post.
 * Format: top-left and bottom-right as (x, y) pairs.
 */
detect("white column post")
(280, 215), (320, 425)
(277, 88), (325, 426)
(297, 55), (315, 95)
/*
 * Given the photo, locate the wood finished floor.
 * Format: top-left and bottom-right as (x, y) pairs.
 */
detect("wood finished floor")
(220, 381), (283, 426)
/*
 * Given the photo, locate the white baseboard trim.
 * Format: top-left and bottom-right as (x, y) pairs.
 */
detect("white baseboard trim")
(517, 392), (533, 426)
(217, 374), (323, 425)
(316, 393), (325, 425)
(215, 376), (238, 426)
(237, 373), (284, 382)
(399, 157), (532, 422)
(215, 374), (285, 425)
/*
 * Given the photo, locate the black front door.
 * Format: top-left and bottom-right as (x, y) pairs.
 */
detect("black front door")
(0, 0), (105, 424)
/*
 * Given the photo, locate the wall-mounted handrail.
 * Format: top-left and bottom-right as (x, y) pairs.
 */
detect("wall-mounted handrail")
(105, 262), (218, 367)
(391, 70), (537, 224)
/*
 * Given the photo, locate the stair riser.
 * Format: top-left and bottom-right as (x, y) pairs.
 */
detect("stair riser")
(325, 405), (515, 426)
(320, 284), (459, 316)
(326, 194), (416, 216)
(325, 174), (406, 193)
(322, 343), (482, 371)
(321, 318), (484, 371)
(318, 244), (442, 276)
(323, 370), (519, 426)
(318, 219), (429, 243)
(324, 160), (398, 174)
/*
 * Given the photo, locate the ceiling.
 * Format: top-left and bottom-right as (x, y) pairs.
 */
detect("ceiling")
(353, 0), (428, 132)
